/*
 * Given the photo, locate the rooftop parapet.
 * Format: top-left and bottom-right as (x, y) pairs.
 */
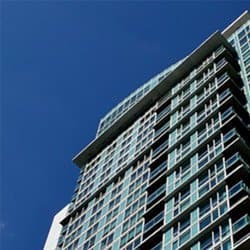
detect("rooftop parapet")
(222, 10), (250, 38)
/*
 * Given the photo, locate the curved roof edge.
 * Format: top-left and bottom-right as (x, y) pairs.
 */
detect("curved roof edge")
(96, 60), (183, 137)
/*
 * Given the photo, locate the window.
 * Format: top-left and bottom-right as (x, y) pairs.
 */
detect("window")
(200, 202), (210, 217)
(238, 29), (246, 39)
(200, 235), (212, 250)
(101, 233), (113, 248)
(180, 229), (190, 246)
(180, 216), (190, 232)
(240, 36), (247, 46)
(200, 215), (211, 230)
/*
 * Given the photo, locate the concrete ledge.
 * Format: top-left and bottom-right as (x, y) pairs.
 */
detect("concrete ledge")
(222, 10), (250, 38)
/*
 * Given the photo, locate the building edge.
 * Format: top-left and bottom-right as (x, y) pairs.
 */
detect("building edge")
(44, 205), (70, 250)
(222, 10), (250, 38)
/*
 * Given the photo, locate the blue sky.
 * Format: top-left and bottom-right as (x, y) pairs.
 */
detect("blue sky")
(1, 2), (249, 250)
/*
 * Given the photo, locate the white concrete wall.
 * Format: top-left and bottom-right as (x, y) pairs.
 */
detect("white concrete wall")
(44, 204), (69, 250)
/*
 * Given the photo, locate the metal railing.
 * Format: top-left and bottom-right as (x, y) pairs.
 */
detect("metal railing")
(144, 211), (164, 233)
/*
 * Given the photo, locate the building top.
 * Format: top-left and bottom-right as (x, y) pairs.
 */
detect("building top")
(73, 31), (235, 168)
(222, 10), (249, 38)
(96, 60), (183, 137)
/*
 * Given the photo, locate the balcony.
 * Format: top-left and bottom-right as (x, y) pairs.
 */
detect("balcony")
(156, 74), (233, 133)
(144, 211), (164, 233)
(233, 215), (250, 234)
(150, 161), (168, 180)
(147, 184), (166, 205)
(233, 215), (250, 249)
(229, 181), (250, 199)
(152, 140), (168, 159)
(219, 89), (231, 102)
(225, 152), (240, 169)
(155, 121), (170, 138)
(161, 61), (230, 118)
(151, 242), (162, 250)
(217, 72), (229, 86)
(223, 128), (237, 146)
(216, 58), (228, 71)
(57, 235), (64, 247)
(158, 92), (171, 108)
(221, 106), (234, 121)
(214, 45), (225, 57)
(157, 105), (171, 121)
(166, 126), (242, 179)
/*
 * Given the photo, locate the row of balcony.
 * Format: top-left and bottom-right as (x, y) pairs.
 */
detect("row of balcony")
(157, 46), (227, 108)
(142, 180), (249, 248)
(154, 78), (234, 149)
(156, 72), (233, 131)
(156, 59), (231, 125)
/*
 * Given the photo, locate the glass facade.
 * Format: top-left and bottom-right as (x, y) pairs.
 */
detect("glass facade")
(46, 12), (250, 250)
(226, 17), (250, 111)
(96, 60), (183, 137)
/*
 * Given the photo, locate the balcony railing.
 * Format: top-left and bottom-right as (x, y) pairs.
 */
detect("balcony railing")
(166, 151), (246, 203)
(151, 242), (162, 250)
(174, 59), (228, 108)
(229, 181), (250, 198)
(233, 214), (250, 234)
(223, 128), (237, 144)
(155, 121), (170, 138)
(152, 140), (168, 158)
(219, 89), (231, 102)
(171, 120), (222, 167)
(157, 71), (231, 131)
(144, 211), (164, 233)
(216, 58), (227, 70)
(225, 152), (240, 169)
(157, 105), (171, 121)
(221, 107), (234, 121)
(150, 161), (168, 180)
(158, 47), (226, 110)
(57, 235), (64, 246)
(147, 184), (166, 205)
(214, 45), (225, 57)
(170, 103), (233, 153)
(217, 72), (229, 86)
(158, 92), (171, 107)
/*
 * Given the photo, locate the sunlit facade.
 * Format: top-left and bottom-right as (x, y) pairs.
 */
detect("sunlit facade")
(45, 11), (250, 250)
(223, 11), (250, 112)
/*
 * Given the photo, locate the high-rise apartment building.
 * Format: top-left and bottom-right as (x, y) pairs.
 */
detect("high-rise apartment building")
(44, 11), (250, 250)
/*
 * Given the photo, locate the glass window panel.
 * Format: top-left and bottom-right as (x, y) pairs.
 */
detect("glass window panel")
(200, 215), (211, 230)
(180, 229), (190, 246)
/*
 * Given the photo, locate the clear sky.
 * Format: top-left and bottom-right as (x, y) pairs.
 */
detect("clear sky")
(1, 2), (249, 250)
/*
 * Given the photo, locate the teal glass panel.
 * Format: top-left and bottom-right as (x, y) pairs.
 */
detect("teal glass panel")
(170, 111), (178, 127)
(167, 173), (175, 193)
(190, 132), (198, 149)
(190, 96), (197, 108)
(191, 243), (199, 250)
(165, 229), (172, 242)
(168, 150), (176, 169)
(180, 229), (190, 245)
(165, 198), (174, 223)
(222, 239), (231, 250)
(191, 223), (198, 237)
(191, 180), (198, 203)
(190, 113), (197, 128)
